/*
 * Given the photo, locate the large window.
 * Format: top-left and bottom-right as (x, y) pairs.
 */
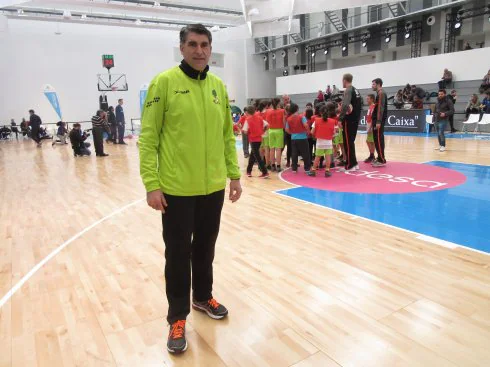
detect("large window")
(368, 5), (383, 23)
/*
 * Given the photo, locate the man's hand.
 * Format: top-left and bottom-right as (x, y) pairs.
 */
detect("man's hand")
(146, 189), (168, 213)
(440, 113), (446, 118)
(229, 179), (242, 203)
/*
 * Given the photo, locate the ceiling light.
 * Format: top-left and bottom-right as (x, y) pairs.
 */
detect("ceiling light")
(362, 40), (367, 47)
(342, 44), (347, 51)
(153, 1), (160, 6)
(80, 14), (87, 20)
(263, 55), (267, 61)
(280, 50), (286, 58)
(283, 69), (289, 76)
(17, 9), (25, 16)
(324, 48), (329, 55)
(210, 25), (220, 32)
(272, 53), (276, 60)
(404, 31), (411, 39)
(385, 35), (391, 43)
(135, 19), (142, 25)
(63, 10), (71, 19)
(454, 19), (462, 29)
(311, 52), (316, 57)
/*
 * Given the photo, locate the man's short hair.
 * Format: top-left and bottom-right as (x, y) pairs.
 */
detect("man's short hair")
(118, 99), (123, 103)
(180, 24), (212, 45)
(372, 78), (383, 86)
(29, 109), (34, 114)
(438, 89), (447, 94)
(343, 73), (353, 83)
(73, 123), (81, 128)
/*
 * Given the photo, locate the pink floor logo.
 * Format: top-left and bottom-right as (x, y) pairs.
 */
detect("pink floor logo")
(280, 162), (467, 194)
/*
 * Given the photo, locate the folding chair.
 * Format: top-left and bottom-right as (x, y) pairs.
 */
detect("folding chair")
(461, 114), (480, 133)
(475, 114), (490, 133)
(425, 115), (435, 134)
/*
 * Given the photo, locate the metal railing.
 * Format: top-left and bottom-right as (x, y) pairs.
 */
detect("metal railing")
(255, 0), (465, 53)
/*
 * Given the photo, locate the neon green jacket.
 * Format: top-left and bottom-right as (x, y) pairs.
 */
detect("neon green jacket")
(139, 62), (240, 196)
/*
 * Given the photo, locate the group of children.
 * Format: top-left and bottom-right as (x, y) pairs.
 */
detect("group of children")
(236, 94), (378, 178)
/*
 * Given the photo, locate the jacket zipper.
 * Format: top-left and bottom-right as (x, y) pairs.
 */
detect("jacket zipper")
(199, 71), (208, 194)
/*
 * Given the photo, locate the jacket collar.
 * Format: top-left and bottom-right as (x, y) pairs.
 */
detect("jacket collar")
(179, 60), (209, 80)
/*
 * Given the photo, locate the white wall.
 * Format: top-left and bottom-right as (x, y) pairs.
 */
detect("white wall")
(0, 19), (247, 123)
(244, 38), (276, 102)
(277, 47), (490, 95)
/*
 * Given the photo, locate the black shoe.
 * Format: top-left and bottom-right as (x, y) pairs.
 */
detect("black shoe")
(337, 161), (346, 167)
(271, 165), (277, 172)
(192, 298), (228, 320)
(167, 320), (187, 354)
(96, 153), (109, 157)
(119, 141), (128, 145)
(276, 166), (282, 173)
(244, 154), (249, 158)
(364, 156), (374, 163)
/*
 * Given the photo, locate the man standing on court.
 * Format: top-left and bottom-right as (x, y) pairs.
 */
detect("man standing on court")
(338, 73), (362, 171)
(138, 24), (242, 355)
(28, 109), (42, 147)
(371, 78), (388, 167)
(115, 99), (127, 145)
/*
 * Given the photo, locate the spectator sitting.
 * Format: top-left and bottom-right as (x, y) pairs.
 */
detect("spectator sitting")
(402, 83), (411, 100)
(464, 41), (473, 50)
(438, 68), (453, 89)
(52, 121), (68, 146)
(69, 123), (91, 156)
(316, 90), (324, 104)
(465, 94), (480, 118)
(393, 90), (404, 109)
(479, 69), (490, 93)
(324, 85), (332, 100)
(480, 91), (490, 114)
(10, 119), (20, 139)
(331, 85), (339, 95)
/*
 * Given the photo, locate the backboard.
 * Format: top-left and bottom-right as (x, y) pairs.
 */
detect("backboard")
(97, 73), (128, 91)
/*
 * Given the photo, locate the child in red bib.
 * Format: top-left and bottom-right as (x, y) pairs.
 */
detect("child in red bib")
(242, 106), (270, 178)
(310, 103), (337, 177)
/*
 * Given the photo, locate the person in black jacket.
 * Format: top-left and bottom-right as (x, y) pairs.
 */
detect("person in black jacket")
(338, 73), (362, 171)
(434, 89), (454, 152)
(107, 106), (117, 143)
(69, 124), (91, 156)
(91, 110), (109, 157)
(28, 109), (42, 147)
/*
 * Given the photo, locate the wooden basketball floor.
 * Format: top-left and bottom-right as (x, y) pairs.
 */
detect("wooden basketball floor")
(1, 134), (489, 367)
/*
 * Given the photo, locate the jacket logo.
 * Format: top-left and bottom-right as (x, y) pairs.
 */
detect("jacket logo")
(174, 90), (190, 94)
(212, 89), (220, 104)
(146, 96), (160, 108)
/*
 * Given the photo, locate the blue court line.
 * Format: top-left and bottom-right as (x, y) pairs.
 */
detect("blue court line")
(276, 161), (490, 254)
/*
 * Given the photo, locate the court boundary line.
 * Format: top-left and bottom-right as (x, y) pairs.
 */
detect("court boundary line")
(0, 198), (144, 309)
(274, 161), (490, 257)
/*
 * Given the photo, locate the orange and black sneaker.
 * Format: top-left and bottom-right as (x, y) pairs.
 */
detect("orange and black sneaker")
(192, 298), (228, 320)
(167, 320), (187, 354)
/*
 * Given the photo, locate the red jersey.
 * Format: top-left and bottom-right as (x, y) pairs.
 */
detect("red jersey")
(238, 115), (246, 128)
(366, 104), (375, 124)
(286, 114), (307, 134)
(265, 108), (285, 129)
(245, 113), (266, 143)
(314, 117), (336, 140)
